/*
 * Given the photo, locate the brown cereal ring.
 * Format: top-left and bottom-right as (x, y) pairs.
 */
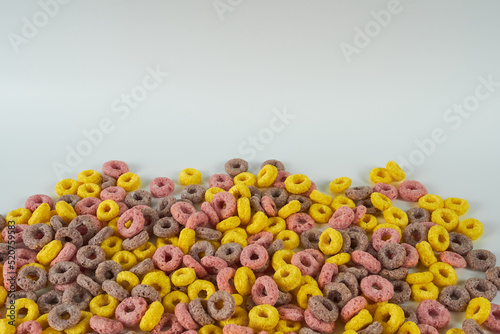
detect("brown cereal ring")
(122, 230), (149, 251)
(378, 243), (406, 270)
(301, 229), (321, 250)
(402, 223), (428, 246)
(49, 215), (66, 232)
(250, 195), (265, 212)
(76, 274), (103, 296)
(267, 239), (285, 257)
(246, 186), (261, 200)
(323, 282), (352, 309)
(22, 223), (54, 250)
(102, 279), (129, 301)
(131, 284), (161, 303)
(263, 188), (289, 208)
(189, 241), (216, 262)
(17, 265), (47, 291)
(438, 285), (470, 312)
(463, 318), (485, 334)
(288, 194), (313, 212)
(225, 158), (249, 177)
(62, 284), (92, 310)
(49, 261), (80, 285)
(76, 245), (106, 269)
(195, 227), (222, 241)
(358, 321), (384, 334)
(245, 295), (256, 312)
(406, 207), (431, 225)
(181, 185), (206, 204)
(55, 227), (84, 248)
(448, 232), (473, 255)
(69, 215), (98, 243)
(261, 159), (285, 171)
(345, 186), (373, 201)
(379, 267), (408, 281)
(466, 249), (496, 272)
(188, 298), (214, 326)
(38, 290), (63, 314)
(215, 242), (243, 266)
(347, 229), (369, 253)
(389, 280), (411, 304)
(156, 195), (177, 218)
(153, 217), (180, 238)
(89, 226), (114, 246)
(124, 190), (152, 208)
(207, 290), (236, 321)
(101, 174), (117, 189)
(337, 229), (351, 254)
(400, 305), (418, 324)
(130, 258), (155, 278)
(339, 264), (369, 281)
(464, 278), (497, 301)
(276, 290), (293, 306)
(48, 304), (82, 331)
(357, 198), (381, 216)
(137, 206), (159, 234)
(95, 260), (123, 284)
(307, 295), (338, 323)
(56, 194), (81, 208)
(486, 266), (500, 289)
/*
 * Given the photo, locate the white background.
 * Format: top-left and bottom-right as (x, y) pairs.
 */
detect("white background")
(1, 0), (500, 332)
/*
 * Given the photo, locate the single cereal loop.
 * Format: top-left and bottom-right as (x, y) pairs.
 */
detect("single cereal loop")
(466, 249), (496, 272)
(444, 197), (469, 216)
(438, 285), (471, 312)
(285, 174), (311, 194)
(55, 179), (81, 196)
(483, 302), (500, 332)
(370, 167), (393, 184)
(329, 177), (352, 193)
(117, 172), (141, 192)
(383, 206), (408, 229)
(248, 304), (279, 331)
(47, 304), (81, 331)
(416, 241), (438, 267)
(431, 208), (459, 231)
(77, 182), (101, 198)
(115, 296), (148, 327)
(429, 262), (457, 287)
(386, 161), (406, 181)
(318, 228), (343, 256)
(140, 301), (164, 331)
(234, 267), (256, 296)
(457, 218), (483, 240)
(374, 303), (405, 334)
(352, 250), (381, 274)
(373, 183), (398, 200)
(360, 275), (394, 302)
(37, 240), (63, 266)
(465, 297), (491, 324)
(411, 282), (439, 302)
(398, 180), (428, 202)
(418, 194), (444, 212)
(416, 299), (450, 329)
(233, 172), (256, 187)
(371, 227), (401, 252)
(117, 209), (145, 238)
(257, 165), (278, 188)
(150, 177), (175, 198)
(345, 309), (373, 331)
(428, 224), (450, 252)
(370, 192), (392, 211)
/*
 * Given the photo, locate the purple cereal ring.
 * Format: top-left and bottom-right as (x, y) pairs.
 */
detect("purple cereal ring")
(150, 177), (175, 198)
(201, 201), (219, 226)
(75, 197), (101, 216)
(352, 205), (367, 224)
(371, 228), (401, 251)
(217, 267), (236, 293)
(352, 250), (381, 274)
(170, 202), (197, 226)
(340, 296), (367, 322)
(317, 262), (339, 290)
(90, 316), (123, 334)
(16, 320), (42, 334)
(372, 183), (398, 200)
(153, 245), (184, 272)
(152, 313), (184, 334)
(223, 324), (254, 334)
(272, 171), (292, 189)
(261, 196), (278, 217)
(398, 180), (428, 202)
(240, 244), (269, 270)
(304, 308), (335, 333)
(286, 213), (315, 234)
(360, 275), (394, 302)
(2, 223), (27, 243)
(174, 302), (200, 330)
(102, 160), (129, 179)
(183, 255), (208, 278)
(100, 186), (127, 201)
(117, 209), (145, 238)
(328, 206), (355, 229)
(25, 194), (54, 211)
(185, 212), (210, 230)
(278, 304), (304, 322)
(252, 276), (279, 305)
(291, 251), (321, 277)
(483, 303), (500, 332)
(208, 174), (234, 191)
(210, 192), (237, 220)
(248, 231), (274, 248)
(401, 243), (419, 268)
(50, 242), (77, 267)
(115, 297), (148, 327)
(416, 299), (450, 329)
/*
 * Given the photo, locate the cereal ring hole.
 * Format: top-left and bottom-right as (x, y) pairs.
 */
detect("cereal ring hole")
(18, 308), (29, 319)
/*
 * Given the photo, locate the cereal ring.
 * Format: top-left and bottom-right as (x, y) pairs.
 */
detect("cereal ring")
(300, 229), (321, 250)
(117, 209), (145, 238)
(360, 275), (394, 302)
(102, 160), (129, 179)
(62, 284), (93, 310)
(156, 195), (177, 218)
(89, 316), (123, 334)
(406, 207), (431, 225)
(17, 265), (47, 291)
(431, 208), (459, 231)
(323, 282), (352, 309)
(153, 245), (184, 272)
(466, 249), (496, 272)
(398, 180), (428, 202)
(352, 250), (381, 274)
(48, 304), (81, 331)
(214, 242), (242, 266)
(100, 186), (126, 202)
(49, 261), (80, 285)
(25, 194), (54, 212)
(205, 290), (236, 321)
(465, 278), (497, 301)
(448, 232), (473, 255)
(102, 280), (129, 301)
(483, 302), (500, 332)
(465, 297), (491, 324)
(150, 177), (175, 198)
(328, 206), (354, 229)
(240, 244), (268, 270)
(22, 223), (54, 250)
(371, 227), (400, 251)
(68, 215), (99, 243)
(189, 240), (215, 262)
(115, 297), (148, 327)
(462, 318), (484, 334)
(201, 256), (228, 275)
(307, 295), (338, 323)
(16, 320), (42, 334)
(175, 302), (200, 330)
(77, 274), (103, 296)
(95, 260), (123, 284)
(210, 192), (237, 220)
(76, 245), (106, 269)
(372, 183), (398, 200)
(38, 290), (64, 314)
(380, 267), (408, 281)
(153, 217), (180, 239)
(251, 276), (279, 306)
(341, 296), (367, 322)
(188, 298), (214, 326)
(291, 251), (321, 276)
(402, 223), (428, 247)
(389, 280), (411, 304)
(416, 299), (450, 329)
(124, 190), (152, 208)
(345, 186), (373, 201)
(225, 159), (248, 177)
(304, 308), (335, 333)
(486, 267), (500, 289)
(181, 184), (206, 204)
(457, 218), (483, 241)
(444, 197), (469, 216)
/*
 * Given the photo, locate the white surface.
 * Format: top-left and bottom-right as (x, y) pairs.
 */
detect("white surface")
(1, 0), (500, 331)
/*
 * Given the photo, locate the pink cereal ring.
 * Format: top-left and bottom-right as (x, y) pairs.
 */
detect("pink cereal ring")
(439, 251), (467, 268)
(328, 206), (355, 229)
(261, 196), (278, 217)
(183, 255), (208, 278)
(116, 201), (128, 216)
(421, 221), (437, 229)
(100, 186), (127, 201)
(252, 276), (279, 306)
(286, 213), (315, 234)
(51, 242), (78, 267)
(16, 320), (43, 334)
(102, 160), (129, 179)
(240, 244), (269, 270)
(90, 316), (123, 334)
(277, 304), (304, 322)
(223, 324), (254, 334)
(398, 180), (428, 202)
(117, 209), (145, 238)
(352, 205), (367, 224)
(174, 302), (199, 330)
(216, 267), (236, 293)
(200, 256), (228, 275)
(115, 297), (147, 327)
(352, 250), (381, 274)
(272, 171), (291, 189)
(16, 248), (37, 269)
(201, 201), (219, 226)
(371, 228), (401, 251)
(2, 224), (27, 243)
(304, 308), (335, 333)
(418, 324), (439, 334)
(208, 174), (234, 191)
(75, 197), (102, 216)
(152, 313), (184, 334)
(302, 249), (325, 266)
(248, 231), (274, 248)
(150, 177), (175, 198)
(185, 212), (210, 229)
(318, 263), (339, 290)
(360, 275), (394, 302)
(401, 243), (419, 268)
(170, 202), (197, 226)
(25, 194), (54, 211)
(341, 296), (367, 322)
(291, 251), (321, 277)
(210, 192), (237, 220)
(483, 303), (500, 332)
(373, 183), (398, 200)
(416, 299), (450, 329)
(153, 245), (184, 273)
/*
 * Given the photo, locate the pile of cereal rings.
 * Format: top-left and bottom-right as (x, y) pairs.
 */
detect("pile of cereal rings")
(0, 158), (498, 334)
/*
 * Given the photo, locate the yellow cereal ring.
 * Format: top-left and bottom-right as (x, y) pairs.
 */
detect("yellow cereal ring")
(28, 203), (51, 225)
(133, 242), (157, 261)
(278, 200), (301, 219)
(232, 294), (244, 306)
(276, 230), (300, 249)
(444, 197), (469, 216)
(217, 216), (241, 232)
(156, 236), (179, 248)
(325, 253), (351, 266)
(221, 230), (247, 248)
(14, 298), (39, 325)
(411, 282), (439, 302)
(116, 271), (139, 292)
(96, 200), (120, 222)
(233, 172), (256, 187)
(257, 165), (278, 188)
(171, 268), (196, 287)
(264, 217), (286, 236)
(101, 236), (123, 258)
(106, 217), (120, 237)
(383, 206), (408, 229)
(77, 183), (101, 198)
(188, 280), (216, 300)
(237, 197), (252, 225)
(396, 321), (420, 334)
(446, 329), (465, 334)
(246, 211), (269, 235)
(345, 309), (373, 331)
(142, 271), (171, 297)
(200, 324), (223, 334)
(296, 283), (323, 309)
(0, 286), (7, 305)
(416, 241), (437, 267)
(140, 301), (164, 331)
(329, 177), (352, 193)
(386, 161), (406, 181)
(20, 262), (46, 272)
(218, 306), (248, 327)
(357, 214), (378, 232)
(370, 167), (393, 184)
(89, 294), (119, 317)
(406, 271), (434, 285)
(371, 192), (393, 211)
(284, 174), (311, 194)
(374, 303), (405, 334)
(319, 228), (343, 255)
(162, 291), (189, 313)
(363, 298), (388, 316)
(7, 208), (32, 225)
(229, 184), (251, 200)
(205, 187), (225, 203)
(37, 313), (62, 334)
(178, 228), (196, 254)
(418, 194), (444, 212)
(78, 169), (101, 184)
(456, 218), (483, 240)
(65, 311), (92, 334)
(428, 225), (450, 252)
(36, 240), (62, 265)
(429, 262), (457, 287)
(310, 190), (333, 206)
(331, 195), (356, 210)
(112, 250), (137, 270)
(308, 203), (333, 223)
(117, 172), (141, 191)
(55, 178), (81, 196)
(178, 168), (202, 186)
(234, 267), (256, 296)
(465, 297), (491, 324)
(55, 201), (77, 223)
(431, 208), (459, 232)
(272, 249), (295, 271)
(274, 264), (302, 292)
(249, 305), (280, 331)
(277, 319), (301, 333)
(0, 319), (16, 334)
